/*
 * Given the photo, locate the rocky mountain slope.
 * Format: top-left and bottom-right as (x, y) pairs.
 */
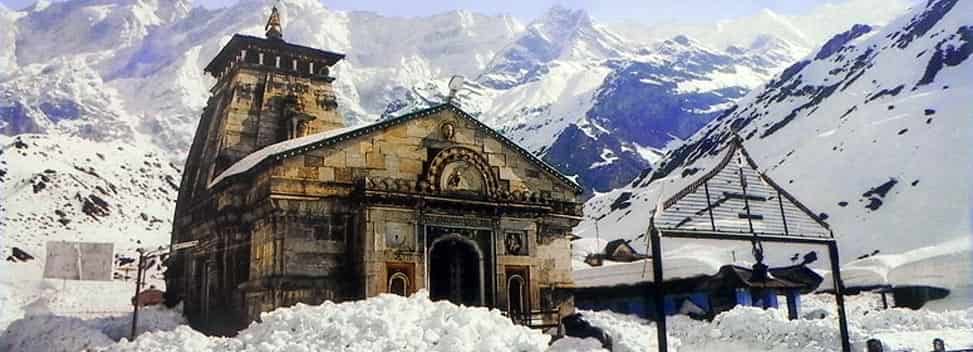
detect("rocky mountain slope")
(581, 0), (972, 263)
(0, 134), (178, 257)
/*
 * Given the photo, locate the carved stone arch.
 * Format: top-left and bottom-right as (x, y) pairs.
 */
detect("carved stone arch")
(425, 147), (500, 197)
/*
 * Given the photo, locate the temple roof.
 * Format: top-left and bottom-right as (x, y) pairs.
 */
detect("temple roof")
(209, 103), (584, 193)
(653, 137), (832, 239)
(203, 34), (345, 78)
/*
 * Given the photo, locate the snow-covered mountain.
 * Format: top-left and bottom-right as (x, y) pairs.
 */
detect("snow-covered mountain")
(581, 0), (972, 263)
(0, 0), (906, 259)
(384, 7), (807, 195)
(610, 0), (912, 54)
(0, 134), (178, 258)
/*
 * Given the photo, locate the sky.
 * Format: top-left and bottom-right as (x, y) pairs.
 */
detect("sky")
(0, 0), (854, 25)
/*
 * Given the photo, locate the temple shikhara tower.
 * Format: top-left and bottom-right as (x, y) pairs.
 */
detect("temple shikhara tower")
(167, 6), (584, 333)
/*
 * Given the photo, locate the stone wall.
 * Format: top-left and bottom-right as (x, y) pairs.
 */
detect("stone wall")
(265, 108), (577, 201)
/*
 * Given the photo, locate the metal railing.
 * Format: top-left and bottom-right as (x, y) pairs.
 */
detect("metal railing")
(506, 308), (562, 331)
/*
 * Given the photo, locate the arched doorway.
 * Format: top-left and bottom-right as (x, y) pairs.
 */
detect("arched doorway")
(507, 274), (527, 320)
(388, 272), (409, 296)
(429, 236), (483, 306)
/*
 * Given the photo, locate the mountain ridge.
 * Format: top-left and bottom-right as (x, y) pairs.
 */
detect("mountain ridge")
(0, 0), (910, 258)
(580, 0), (972, 263)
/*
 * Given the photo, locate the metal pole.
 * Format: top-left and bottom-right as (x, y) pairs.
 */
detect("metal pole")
(650, 227), (668, 352)
(130, 250), (145, 341)
(777, 190), (789, 236)
(703, 182), (716, 231)
(828, 241), (851, 352)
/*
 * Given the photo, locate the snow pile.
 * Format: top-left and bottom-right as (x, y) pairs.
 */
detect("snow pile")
(547, 337), (607, 352)
(0, 305), (185, 352)
(102, 291), (551, 352)
(0, 314), (116, 352)
(819, 237), (973, 311)
(579, 293), (973, 352)
(23, 290), (965, 352)
(684, 306), (856, 351)
(824, 237), (971, 288)
(582, 310), (677, 352)
(855, 307), (973, 332)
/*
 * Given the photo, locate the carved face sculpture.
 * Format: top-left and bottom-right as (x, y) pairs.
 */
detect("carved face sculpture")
(441, 123), (455, 140)
(440, 160), (483, 194)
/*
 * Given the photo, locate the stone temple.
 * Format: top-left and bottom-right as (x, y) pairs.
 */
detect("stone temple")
(166, 7), (584, 334)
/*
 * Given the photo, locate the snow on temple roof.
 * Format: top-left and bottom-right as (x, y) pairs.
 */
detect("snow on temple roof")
(208, 103), (584, 192)
(653, 136), (832, 239)
(208, 123), (371, 188)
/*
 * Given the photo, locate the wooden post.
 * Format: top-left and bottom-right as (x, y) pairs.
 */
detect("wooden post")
(828, 241), (851, 352)
(785, 289), (800, 320)
(129, 249), (145, 341)
(650, 227), (668, 352)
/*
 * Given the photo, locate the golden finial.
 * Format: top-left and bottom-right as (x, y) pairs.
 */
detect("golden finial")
(265, 3), (283, 41)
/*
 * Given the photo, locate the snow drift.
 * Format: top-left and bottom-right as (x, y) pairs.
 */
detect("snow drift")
(580, 293), (973, 352)
(101, 291), (551, 352)
(0, 305), (185, 352)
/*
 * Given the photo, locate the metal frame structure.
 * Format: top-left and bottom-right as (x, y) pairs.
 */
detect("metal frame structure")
(646, 136), (851, 352)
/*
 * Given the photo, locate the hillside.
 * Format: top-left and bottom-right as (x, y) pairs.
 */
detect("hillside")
(581, 0), (972, 265)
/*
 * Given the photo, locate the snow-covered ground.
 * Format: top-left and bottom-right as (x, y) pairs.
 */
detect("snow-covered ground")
(557, 293), (973, 352)
(0, 304), (184, 352)
(0, 256), (166, 332)
(0, 256), (179, 352)
(2, 288), (968, 352)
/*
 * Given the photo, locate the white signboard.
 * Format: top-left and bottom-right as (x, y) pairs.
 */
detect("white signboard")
(43, 241), (114, 281)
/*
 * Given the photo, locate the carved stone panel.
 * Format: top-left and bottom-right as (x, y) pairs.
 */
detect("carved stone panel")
(441, 160), (484, 194)
(504, 231), (528, 256)
(384, 222), (414, 250)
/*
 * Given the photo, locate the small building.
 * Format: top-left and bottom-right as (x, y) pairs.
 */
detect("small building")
(572, 251), (823, 321)
(166, 7), (583, 334)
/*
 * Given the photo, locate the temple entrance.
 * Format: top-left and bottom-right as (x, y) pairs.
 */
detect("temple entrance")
(429, 236), (482, 306)
(505, 266), (530, 324)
